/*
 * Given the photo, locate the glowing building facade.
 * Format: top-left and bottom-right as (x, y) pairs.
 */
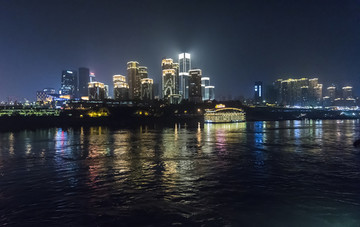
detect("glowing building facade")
(127, 61), (139, 100)
(127, 62), (149, 100)
(88, 82), (105, 100)
(141, 78), (154, 101)
(162, 58), (181, 104)
(113, 75), (129, 101)
(60, 70), (77, 97)
(254, 81), (263, 104)
(179, 53), (191, 99)
(273, 77), (323, 106)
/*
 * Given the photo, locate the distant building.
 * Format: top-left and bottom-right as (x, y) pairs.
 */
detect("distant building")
(88, 82), (105, 100)
(179, 53), (191, 99)
(207, 85), (215, 100)
(78, 67), (90, 98)
(201, 77), (210, 100)
(43, 88), (56, 95)
(273, 77), (323, 106)
(127, 61), (139, 100)
(254, 81), (263, 105)
(188, 69), (202, 103)
(327, 86), (336, 100)
(60, 70), (77, 97)
(104, 84), (109, 99)
(162, 58), (181, 104)
(141, 78), (154, 101)
(127, 61), (149, 100)
(113, 75), (129, 101)
(36, 88), (57, 103)
(342, 86), (353, 99)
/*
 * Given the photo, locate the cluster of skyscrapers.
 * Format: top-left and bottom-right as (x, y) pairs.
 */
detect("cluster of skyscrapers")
(161, 53), (215, 104)
(255, 77), (356, 107)
(36, 52), (215, 104)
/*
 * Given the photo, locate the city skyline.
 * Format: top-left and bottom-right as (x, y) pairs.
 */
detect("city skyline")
(1, 0), (360, 101)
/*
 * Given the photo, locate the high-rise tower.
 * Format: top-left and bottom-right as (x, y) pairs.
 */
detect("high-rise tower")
(78, 67), (90, 98)
(60, 70), (77, 97)
(179, 53), (191, 99)
(113, 75), (129, 100)
(162, 58), (181, 104)
(188, 69), (202, 103)
(127, 61), (139, 100)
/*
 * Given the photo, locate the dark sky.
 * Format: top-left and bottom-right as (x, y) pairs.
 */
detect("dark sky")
(1, 0), (360, 101)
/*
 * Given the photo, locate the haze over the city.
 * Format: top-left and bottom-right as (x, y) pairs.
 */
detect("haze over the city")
(1, 0), (359, 101)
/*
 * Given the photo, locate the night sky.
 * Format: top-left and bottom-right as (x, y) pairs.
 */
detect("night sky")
(1, 0), (360, 101)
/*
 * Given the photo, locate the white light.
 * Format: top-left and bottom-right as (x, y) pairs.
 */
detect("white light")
(66, 71), (73, 74)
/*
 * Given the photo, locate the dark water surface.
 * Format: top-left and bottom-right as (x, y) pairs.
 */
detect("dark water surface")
(0, 120), (360, 226)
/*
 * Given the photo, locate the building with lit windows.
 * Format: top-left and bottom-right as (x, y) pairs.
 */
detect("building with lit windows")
(127, 61), (139, 100)
(60, 70), (77, 97)
(162, 58), (181, 104)
(88, 82), (105, 100)
(189, 69), (202, 103)
(127, 61), (149, 100)
(113, 75), (129, 101)
(254, 81), (263, 105)
(273, 77), (323, 106)
(207, 85), (215, 100)
(342, 86), (353, 99)
(78, 67), (90, 97)
(141, 78), (154, 101)
(179, 53), (191, 99)
(201, 77), (210, 100)
(327, 86), (336, 100)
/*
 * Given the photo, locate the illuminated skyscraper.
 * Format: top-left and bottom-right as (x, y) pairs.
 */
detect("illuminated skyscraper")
(141, 78), (154, 101)
(201, 77), (210, 101)
(189, 69), (202, 103)
(88, 82), (105, 100)
(179, 53), (191, 99)
(327, 86), (336, 100)
(254, 81), (263, 104)
(78, 67), (90, 97)
(207, 85), (215, 100)
(127, 62), (148, 100)
(113, 75), (129, 100)
(162, 58), (181, 104)
(342, 86), (353, 99)
(60, 70), (77, 97)
(127, 61), (139, 100)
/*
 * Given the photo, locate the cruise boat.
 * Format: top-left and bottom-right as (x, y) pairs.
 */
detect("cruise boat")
(204, 104), (246, 123)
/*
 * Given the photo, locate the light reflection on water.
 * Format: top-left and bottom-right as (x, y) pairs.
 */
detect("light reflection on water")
(0, 120), (360, 226)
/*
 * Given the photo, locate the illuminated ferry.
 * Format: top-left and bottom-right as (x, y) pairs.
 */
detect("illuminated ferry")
(204, 104), (246, 123)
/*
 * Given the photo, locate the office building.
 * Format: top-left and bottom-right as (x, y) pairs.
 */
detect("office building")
(327, 86), (336, 100)
(162, 58), (181, 104)
(273, 77), (323, 106)
(88, 82), (105, 100)
(207, 85), (215, 101)
(141, 78), (154, 101)
(78, 67), (90, 97)
(113, 75), (129, 101)
(127, 61), (139, 100)
(60, 70), (77, 97)
(127, 61), (149, 100)
(342, 86), (353, 99)
(179, 53), (191, 99)
(254, 81), (263, 104)
(188, 69), (202, 103)
(104, 85), (109, 99)
(201, 77), (210, 100)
